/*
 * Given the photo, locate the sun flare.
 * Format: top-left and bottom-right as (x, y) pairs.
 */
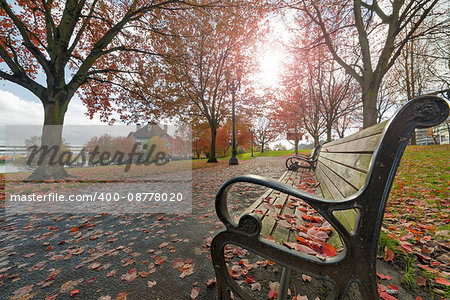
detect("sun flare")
(259, 51), (283, 86)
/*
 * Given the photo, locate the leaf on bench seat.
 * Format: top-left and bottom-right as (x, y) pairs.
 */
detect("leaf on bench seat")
(295, 235), (308, 245)
(296, 225), (309, 233)
(319, 221), (332, 231)
(301, 213), (323, 223)
(263, 196), (272, 202)
(295, 244), (316, 255)
(278, 220), (295, 231)
(307, 227), (329, 242)
(263, 202), (275, 211)
(276, 213), (286, 220)
(321, 242), (337, 257)
(282, 241), (297, 249)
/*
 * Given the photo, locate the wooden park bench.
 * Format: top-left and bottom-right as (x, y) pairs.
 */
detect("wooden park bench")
(211, 96), (449, 300)
(285, 144), (321, 171)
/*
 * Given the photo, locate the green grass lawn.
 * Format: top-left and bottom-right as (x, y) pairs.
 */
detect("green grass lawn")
(380, 144), (449, 297)
(236, 149), (294, 159)
(191, 149), (306, 163)
(227, 149), (311, 160)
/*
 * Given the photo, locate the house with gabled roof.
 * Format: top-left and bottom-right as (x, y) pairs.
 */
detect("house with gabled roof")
(128, 122), (188, 159)
(128, 122), (170, 146)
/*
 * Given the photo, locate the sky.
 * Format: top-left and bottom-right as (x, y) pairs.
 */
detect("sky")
(0, 83), (109, 147)
(0, 85), (104, 126)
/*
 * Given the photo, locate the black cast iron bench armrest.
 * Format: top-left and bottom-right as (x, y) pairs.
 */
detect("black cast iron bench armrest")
(215, 174), (358, 242)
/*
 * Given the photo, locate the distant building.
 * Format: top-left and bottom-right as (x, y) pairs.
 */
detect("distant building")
(127, 122), (188, 159)
(128, 122), (170, 146)
(415, 117), (449, 145)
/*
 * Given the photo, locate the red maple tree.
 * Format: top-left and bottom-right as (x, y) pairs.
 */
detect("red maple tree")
(0, 0), (195, 178)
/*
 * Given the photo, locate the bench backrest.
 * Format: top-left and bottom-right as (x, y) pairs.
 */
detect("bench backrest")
(314, 96), (448, 240)
(315, 121), (386, 199)
(315, 96), (448, 201)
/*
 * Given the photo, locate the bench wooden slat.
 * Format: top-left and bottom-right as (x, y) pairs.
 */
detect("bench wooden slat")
(242, 188), (273, 215)
(241, 170), (295, 239)
(315, 163), (359, 237)
(268, 193), (292, 241)
(315, 164), (345, 200)
(318, 152), (373, 173)
(317, 156), (367, 191)
(260, 193), (287, 237)
(242, 171), (293, 215)
(322, 121), (386, 148)
(288, 204), (307, 242)
(321, 133), (382, 153)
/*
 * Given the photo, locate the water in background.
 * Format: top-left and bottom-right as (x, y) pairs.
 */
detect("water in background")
(0, 162), (32, 173)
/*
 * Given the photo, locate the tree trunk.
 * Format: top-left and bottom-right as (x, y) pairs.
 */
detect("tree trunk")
(326, 124), (332, 142)
(410, 130), (417, 145)
(362, 87), (379, 128)
(27, 100), (69, 180)
(261, 136), (265, 153)
(207, 126), (218, 163)
(313, 135), (319, 147)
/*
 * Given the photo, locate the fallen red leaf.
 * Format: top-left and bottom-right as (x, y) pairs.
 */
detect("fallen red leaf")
(435, 277), (450, 286)
(205, 278), (216, 287)
(244, 275), (255, 284)
(268, 289), (278, 299)
(387, 284), (399, 291)
(384, 248), (394, 262)
(321, 242), (337, 257)
(417, 276), (426, 286)
(380, 292), (397, 300)
(377, 272), (393, 280)
(190, 287), (200, 299)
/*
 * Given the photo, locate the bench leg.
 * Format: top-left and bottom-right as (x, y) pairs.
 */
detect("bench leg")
(211, 231), (254, 300)
(277, 267), (291, 300)
(211, 233), (232, 300)
(328, 271), (378, 300)
(359, 272), (379, 300)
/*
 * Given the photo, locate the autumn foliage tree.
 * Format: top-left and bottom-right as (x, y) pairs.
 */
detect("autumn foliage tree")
(277, 42), (326, 148)
(271, 90), (305, 154)
(288, 0), (440, 128)
(148, 1), (268, 163)
(215, 115), (251, 156)
(313, 59), (360, 142)
(84, 134), (135, 165)
(0, 0), (195, 179)
(191, 120), (210, 159)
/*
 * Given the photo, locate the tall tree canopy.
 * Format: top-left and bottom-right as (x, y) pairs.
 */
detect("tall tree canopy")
(148, 1), (269, 162)
(0, 0), (196, 178)
(287, 0), (440, 128)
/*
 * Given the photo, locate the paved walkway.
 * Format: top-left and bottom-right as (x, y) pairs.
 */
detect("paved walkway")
(0, 157), (420, 299)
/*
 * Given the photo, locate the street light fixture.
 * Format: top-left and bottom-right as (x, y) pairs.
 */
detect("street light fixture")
(225, 67), (242, 165)
(249, 128), (254, 157)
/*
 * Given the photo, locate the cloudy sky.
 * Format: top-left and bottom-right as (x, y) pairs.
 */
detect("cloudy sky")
(0, 89), (104, 126)
(0, 84), (129, 146)
(0, 85), (180, 147)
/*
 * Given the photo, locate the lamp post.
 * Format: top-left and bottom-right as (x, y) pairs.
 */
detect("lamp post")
(226, 68), (242, 165)
(250, 128), (254, 157)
